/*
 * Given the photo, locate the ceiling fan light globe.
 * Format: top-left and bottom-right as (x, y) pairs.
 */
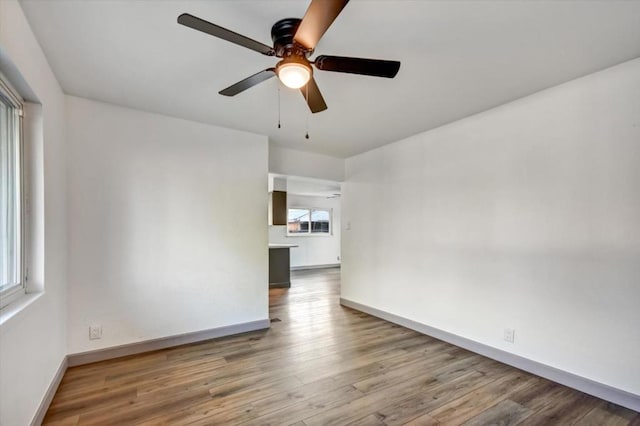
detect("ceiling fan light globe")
(277, 62), (311, 89)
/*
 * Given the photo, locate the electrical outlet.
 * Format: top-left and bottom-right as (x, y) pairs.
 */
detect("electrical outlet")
(89, 325), (102, 340)
(504, 328), (515, 343)
(337, 255), (340, 261)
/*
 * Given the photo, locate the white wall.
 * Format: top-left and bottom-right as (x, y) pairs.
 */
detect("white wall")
(342, 58), (640, 396)
(269, 144), (345, 182)
(269, 194), (341, 268)
(0, 1), (68, 424)
(66, 96), (268, 354)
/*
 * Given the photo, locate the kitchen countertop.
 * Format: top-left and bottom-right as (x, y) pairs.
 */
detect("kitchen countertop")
(268, 243), (299, 249)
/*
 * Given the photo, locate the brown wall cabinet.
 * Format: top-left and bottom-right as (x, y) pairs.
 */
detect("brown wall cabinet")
(271, 190), (287, 226)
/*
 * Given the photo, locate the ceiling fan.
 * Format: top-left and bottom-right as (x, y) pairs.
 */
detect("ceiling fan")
(177, 0), (400, 113)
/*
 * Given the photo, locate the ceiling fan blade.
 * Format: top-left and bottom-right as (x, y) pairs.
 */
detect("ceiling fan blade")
(300, 76), (328, 113)
(178, 13), (274, 56)
(314, 55), (400, 78)
(219, 68), (276, 96)
(294, 0), (350, 50)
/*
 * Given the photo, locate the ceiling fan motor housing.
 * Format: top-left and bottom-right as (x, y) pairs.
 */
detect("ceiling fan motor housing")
(271, 18), (313, 85)
(271, 18), (311, 59)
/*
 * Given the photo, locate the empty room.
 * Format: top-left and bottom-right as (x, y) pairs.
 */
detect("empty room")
(1, 0), (639, 425)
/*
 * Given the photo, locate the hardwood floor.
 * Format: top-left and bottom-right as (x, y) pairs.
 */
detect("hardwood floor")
(44, 267), (639, 425)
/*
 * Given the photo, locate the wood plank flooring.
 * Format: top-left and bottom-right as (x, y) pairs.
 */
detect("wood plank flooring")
(44, 268), (640, 425)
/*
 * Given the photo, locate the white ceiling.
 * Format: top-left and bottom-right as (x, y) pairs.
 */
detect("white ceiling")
(19, 0), (640, 158)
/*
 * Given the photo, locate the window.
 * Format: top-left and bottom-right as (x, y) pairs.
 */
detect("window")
(1, 75), (24, 309)
(287, 208), (331, 235)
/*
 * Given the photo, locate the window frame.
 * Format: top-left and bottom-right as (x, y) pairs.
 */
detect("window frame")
(286, 206), (332, 237)
(0, 74), (26, 310)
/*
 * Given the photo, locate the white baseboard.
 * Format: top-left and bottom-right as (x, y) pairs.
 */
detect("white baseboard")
(340, 297), (640, 412)
(31, 355), (67, 426)
(67, 319), (270, 366)
(290, 263), (340, 271)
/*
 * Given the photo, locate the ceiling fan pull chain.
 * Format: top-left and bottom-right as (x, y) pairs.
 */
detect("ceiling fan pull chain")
(277, 84), (281, 129)
(305, 84), (310, 140)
